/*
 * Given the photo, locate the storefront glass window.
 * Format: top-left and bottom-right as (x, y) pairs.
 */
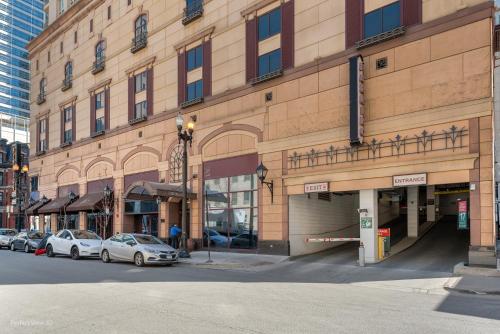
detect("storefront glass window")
(204, 173), (258, 249)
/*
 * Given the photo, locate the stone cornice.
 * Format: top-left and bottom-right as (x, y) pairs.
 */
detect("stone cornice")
(58, 95), (78, 109)
(27, 0), (97, 57)
(125, 56), (156, 76)
(88, 78), (112, 94)
(174, 25), (215, 51)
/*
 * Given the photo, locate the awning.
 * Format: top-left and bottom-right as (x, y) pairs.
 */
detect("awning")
(125, 181), (196, 201)
(26, 199), (52, 216)
(66, 192), (106, 212)
(38, 196), (76, 214)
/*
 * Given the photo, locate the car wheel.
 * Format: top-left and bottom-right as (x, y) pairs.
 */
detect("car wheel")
(10, 243), (15, 251)
(24, 244), (30, 253)
(46, 244), (55, 257)
(71, 246), (80, 260)
(101, 250), (111, 263)
(134, 252), (145, 267)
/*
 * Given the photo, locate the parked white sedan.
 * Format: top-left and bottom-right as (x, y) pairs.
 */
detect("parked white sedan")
(46, 229), (102, 260)
(101, 233), (178, 267)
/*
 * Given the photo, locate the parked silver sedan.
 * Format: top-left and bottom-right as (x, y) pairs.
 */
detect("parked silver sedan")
(0, 229), (17, 249)
(100, 234), (178, 267)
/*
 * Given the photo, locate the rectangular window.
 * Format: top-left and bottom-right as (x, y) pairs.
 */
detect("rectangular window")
(128, 0), (132, 5)
(134, 101), (147, 119)
(107, 6), (111, 20)
(186, 45), (203, 71)
(60, 41), (63, 54)
(186, 79), (203, 101)
(204, 174), (258, 249)
(90, 19), (93, 33)
(0, 173), (3, 187)
(258, 49), (281, 77)
(31, 176), (39, 192)
(258, 7), (281, 41)
(36, 59), (39, 71)
(135, 71), (147, 93)
(95, 91), (105, 109)
(64, 129), (72, 143)
(364, 1), (400, 38)
(64, 107), (72, 122)
(48, 51), (50, 62)
(74, 31), (78, 44)
(95, 117), (105, 133)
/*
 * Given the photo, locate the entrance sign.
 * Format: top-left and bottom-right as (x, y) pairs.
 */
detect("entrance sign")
(393, 173), (427, 187)
(457, 200), (468, 230)
(304, 182), (329, 193)
(360, 217), (373, 229)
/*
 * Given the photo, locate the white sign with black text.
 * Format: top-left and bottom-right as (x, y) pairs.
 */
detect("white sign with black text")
(304, 182), (329, 193)
(393, 173), (427, 187)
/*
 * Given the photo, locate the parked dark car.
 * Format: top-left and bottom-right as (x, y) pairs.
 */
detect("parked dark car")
(35, 232), (53, 256)
(10, 231), (46, 253)
(230, 233), (258, 249)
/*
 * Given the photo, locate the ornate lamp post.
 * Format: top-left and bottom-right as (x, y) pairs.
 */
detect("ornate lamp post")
(64, 191), (76, 229)
(12, 161), (29, 231)
(103, 185), (112, 238)
(176, 113), (194, 258)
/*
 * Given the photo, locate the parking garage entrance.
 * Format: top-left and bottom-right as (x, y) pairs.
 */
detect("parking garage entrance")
(289, 182), (470, 266)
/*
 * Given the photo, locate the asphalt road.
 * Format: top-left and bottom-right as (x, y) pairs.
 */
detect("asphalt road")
(0, 241), (499, 334)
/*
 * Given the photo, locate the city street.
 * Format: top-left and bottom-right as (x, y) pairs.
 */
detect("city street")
(0, 248), (499, 334)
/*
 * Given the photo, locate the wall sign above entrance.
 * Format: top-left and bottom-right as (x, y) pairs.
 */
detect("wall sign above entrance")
(304, 182), (329, 193)
(393, 173), (427, 187)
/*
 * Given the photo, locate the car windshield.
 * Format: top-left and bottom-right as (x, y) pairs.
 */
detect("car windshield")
(134, 235), (162, 245)
(28, 232), (45, 239)
(0, 230), (16, 236)
(71, 230), (101, 240)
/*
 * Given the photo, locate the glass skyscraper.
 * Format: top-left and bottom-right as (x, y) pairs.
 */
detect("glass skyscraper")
(0, 0), (44, 143)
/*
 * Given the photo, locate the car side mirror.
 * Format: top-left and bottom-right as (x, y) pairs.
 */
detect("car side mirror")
(126, 241), (136, 246)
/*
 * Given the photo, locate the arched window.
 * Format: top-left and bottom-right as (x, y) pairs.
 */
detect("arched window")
(169, 144), (184, 183)
(135, 14), (147, 38)
(64, 61), (73, 81)
(39, 78), (46, 96)
(95, 41), (105, 63)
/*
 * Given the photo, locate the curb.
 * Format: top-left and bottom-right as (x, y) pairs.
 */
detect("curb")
(453, 261), (500, 277)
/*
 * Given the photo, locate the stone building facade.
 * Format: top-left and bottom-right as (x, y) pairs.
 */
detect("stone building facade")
(28, 0), (497, 264)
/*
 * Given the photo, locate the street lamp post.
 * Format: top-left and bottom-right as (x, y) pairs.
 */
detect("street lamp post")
(176, 113), (194, 258)
(12, 161), (29, 231)
(103, 185), (112, 239)
(64, 191), (76, 229)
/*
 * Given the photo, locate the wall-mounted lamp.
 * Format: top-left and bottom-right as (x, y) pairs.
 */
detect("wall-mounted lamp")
(256, 162), (274, 204)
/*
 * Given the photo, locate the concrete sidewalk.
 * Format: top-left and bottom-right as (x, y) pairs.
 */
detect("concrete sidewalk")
(445, 274), (500, 295)
(178, 251), (289, 269)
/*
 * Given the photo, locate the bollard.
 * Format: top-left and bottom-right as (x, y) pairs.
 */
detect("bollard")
(359, 242), (365, 267)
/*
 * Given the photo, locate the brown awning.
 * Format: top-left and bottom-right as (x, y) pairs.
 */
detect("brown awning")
(38, 196), (75, 214)
(66, 192), (105, 212)
(26, 199), (52, 216)
(124, 181), (196, 201)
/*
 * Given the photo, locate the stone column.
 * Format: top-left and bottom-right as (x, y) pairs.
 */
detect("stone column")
(359, 189), (379, 263)
(114, 176), (124, 234)
(79, 212), (87, 230)
(158, 201), (169, 240)
(407, 186), (419, 237)
(50, 213), (58, 232)
(426, 185), (436, 223)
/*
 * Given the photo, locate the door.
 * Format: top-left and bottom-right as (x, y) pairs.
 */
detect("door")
(107, 234), (124, 260)
(120, 234), (137, 261)
(14, 233), (26, 250)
